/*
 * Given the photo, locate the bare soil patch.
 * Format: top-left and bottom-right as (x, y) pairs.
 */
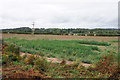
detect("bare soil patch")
(20, 52), (90, 67)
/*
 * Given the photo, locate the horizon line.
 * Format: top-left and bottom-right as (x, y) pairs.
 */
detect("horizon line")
(0, 27), (118, 30)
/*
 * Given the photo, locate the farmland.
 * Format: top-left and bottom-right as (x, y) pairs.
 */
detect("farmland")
(2, 34), (119, 79)
(2, 33), (118, 42)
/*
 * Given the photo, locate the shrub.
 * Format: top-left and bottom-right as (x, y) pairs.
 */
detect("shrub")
(25, 55), (35, 65)
(2, 54), (9, 65)
(4, 43), (20, 56)
(33, 57), (48, 72)
(3, 52), (22, 65)
(89, 54), (117, 77)
(7, 53), (18, 61)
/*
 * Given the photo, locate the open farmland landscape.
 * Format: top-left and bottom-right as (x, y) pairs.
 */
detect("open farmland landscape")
(1, 0), (119, 79)
(2, 33), (120, 79)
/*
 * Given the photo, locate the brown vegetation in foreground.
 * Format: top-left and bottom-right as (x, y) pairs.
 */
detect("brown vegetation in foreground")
(2, 42), (120, 79)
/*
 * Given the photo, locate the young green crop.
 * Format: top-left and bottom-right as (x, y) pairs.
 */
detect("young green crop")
(76, 40), (111, 46)
(5, 37), (101, 63)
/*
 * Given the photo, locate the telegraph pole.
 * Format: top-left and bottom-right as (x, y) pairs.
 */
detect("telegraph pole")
(32, 22), (35, 35)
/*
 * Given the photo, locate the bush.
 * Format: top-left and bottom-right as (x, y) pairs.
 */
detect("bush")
(33, 57), (48, 72)
(94, 54), (117, 74)
(2, 52), (22, 65)
(2, 54), (9, 65)
(7, 53), (18, 61)
(4, 43), (20, 56)
(25, 55), (35, 65)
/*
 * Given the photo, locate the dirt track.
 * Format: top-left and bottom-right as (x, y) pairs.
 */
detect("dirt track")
(20, 52), (91, 67)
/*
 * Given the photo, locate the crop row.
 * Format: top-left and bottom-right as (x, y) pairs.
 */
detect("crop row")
(76, 40), (110, 46)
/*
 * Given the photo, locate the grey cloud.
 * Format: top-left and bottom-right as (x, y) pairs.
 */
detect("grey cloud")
(0, 0), (118, 29)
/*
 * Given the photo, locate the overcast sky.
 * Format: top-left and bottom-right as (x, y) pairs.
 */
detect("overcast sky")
(0, 0), (118, 29)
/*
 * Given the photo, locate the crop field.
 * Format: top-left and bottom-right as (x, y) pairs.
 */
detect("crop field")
(2, 34), (119, 78)
(4, 36), (118, 64)
(2, 34), (118, 41)
(3, 34), (119, 63)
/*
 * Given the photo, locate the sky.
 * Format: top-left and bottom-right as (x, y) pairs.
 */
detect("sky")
(0, 0), (119, 29)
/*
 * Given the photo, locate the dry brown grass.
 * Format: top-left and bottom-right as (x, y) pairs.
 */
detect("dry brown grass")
(4, 70), (44, 79)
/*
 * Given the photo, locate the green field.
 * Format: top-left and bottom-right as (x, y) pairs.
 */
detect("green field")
(4, 37), (118, 64)
(2, 34), (119, 78)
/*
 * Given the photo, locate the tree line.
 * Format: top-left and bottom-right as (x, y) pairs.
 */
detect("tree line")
(2, 27), (119, 36)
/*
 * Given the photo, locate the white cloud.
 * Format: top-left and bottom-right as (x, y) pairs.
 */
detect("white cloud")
(0, 0), (118, 29)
